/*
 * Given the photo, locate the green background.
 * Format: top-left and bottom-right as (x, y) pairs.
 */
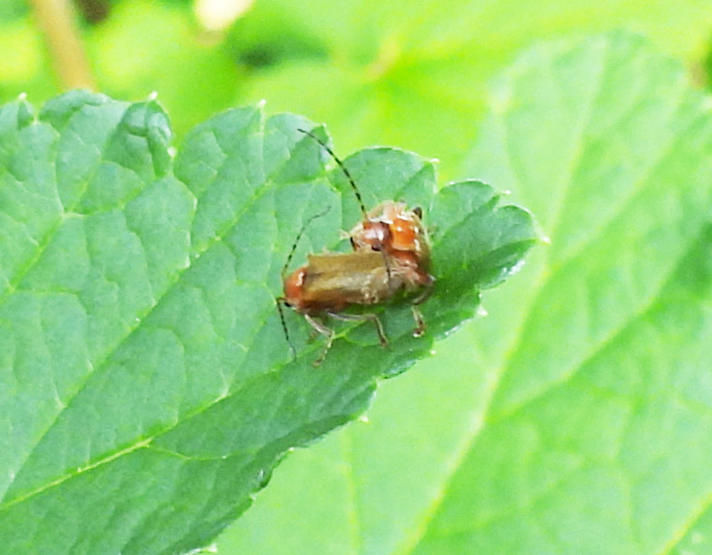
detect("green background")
(3, 1), (712, 553)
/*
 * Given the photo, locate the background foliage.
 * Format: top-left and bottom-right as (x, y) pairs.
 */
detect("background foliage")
(3, 1), (712, 553)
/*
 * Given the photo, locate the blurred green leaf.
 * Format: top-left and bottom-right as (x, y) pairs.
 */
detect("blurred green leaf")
(0, 1), (241, 137)
(0, 18), (56, 101)
(4, 0), (712, 165)
(219, 31), (712, 554)
(230, 0), (712, 181)
(85, 1), (241, 138)
(0, 0), (28, 21)
(0, 90), (534, 552)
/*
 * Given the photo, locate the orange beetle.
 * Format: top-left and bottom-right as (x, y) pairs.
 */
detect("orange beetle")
(297, 129), (435, 336)
(277, 208), (393, 366)
(279, 250), (393, 366)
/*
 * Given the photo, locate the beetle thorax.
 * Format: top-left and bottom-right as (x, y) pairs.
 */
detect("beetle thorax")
(349, 201), (429, 264)
(353, 220), (390, 251)
(283, 266), (307, 309)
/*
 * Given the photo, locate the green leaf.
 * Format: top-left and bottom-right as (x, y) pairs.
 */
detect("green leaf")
(218, 31), (712, 554)
(0, 91), (535, 552)
(229, 0), (712, 182)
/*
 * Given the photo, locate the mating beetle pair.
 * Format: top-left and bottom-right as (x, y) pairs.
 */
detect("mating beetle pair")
(277, 129), (435, 366)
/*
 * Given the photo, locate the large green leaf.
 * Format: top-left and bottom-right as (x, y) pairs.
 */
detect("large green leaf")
(0, 91), (535, 552)
(218, 31), (712, 554)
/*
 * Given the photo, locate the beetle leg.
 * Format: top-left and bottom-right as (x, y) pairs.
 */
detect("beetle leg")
(326, 311), (388, 347)
(411, 275), (435, 305)
(304, 314), (335, 367)
(410, 277), (433, 337)
(411, 305), (426, 337)
(379, 250), (394, 292)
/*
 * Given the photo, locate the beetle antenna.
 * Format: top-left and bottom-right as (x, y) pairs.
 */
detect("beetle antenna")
(297, 127), (368, 218)
(276, 298), (297, 360)
(281, 205), (332, 278)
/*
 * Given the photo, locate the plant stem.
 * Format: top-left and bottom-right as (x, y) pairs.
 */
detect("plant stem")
(30, 0), (95, 90)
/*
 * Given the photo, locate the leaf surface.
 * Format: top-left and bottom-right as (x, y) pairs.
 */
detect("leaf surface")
(0, 92), (535, 552)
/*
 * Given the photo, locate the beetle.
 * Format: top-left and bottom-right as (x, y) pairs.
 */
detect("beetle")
(296, 128), (435, 336)
(277, 207), (428, 366)
(276, 209), (387, 366)
(279, 250), (390, 366)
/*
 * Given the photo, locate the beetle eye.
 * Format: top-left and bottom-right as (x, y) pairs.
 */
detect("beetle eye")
(413, 206), (423, 219)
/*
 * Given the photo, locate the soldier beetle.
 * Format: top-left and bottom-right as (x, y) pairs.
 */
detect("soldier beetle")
(277, 209), (390, 366)
(296, 128), (434, 336)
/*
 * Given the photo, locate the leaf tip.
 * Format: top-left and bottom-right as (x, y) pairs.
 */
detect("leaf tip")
(17, 92), (27, 102)
(257, 98), (267, 109)
(147, 90), (159, 101)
